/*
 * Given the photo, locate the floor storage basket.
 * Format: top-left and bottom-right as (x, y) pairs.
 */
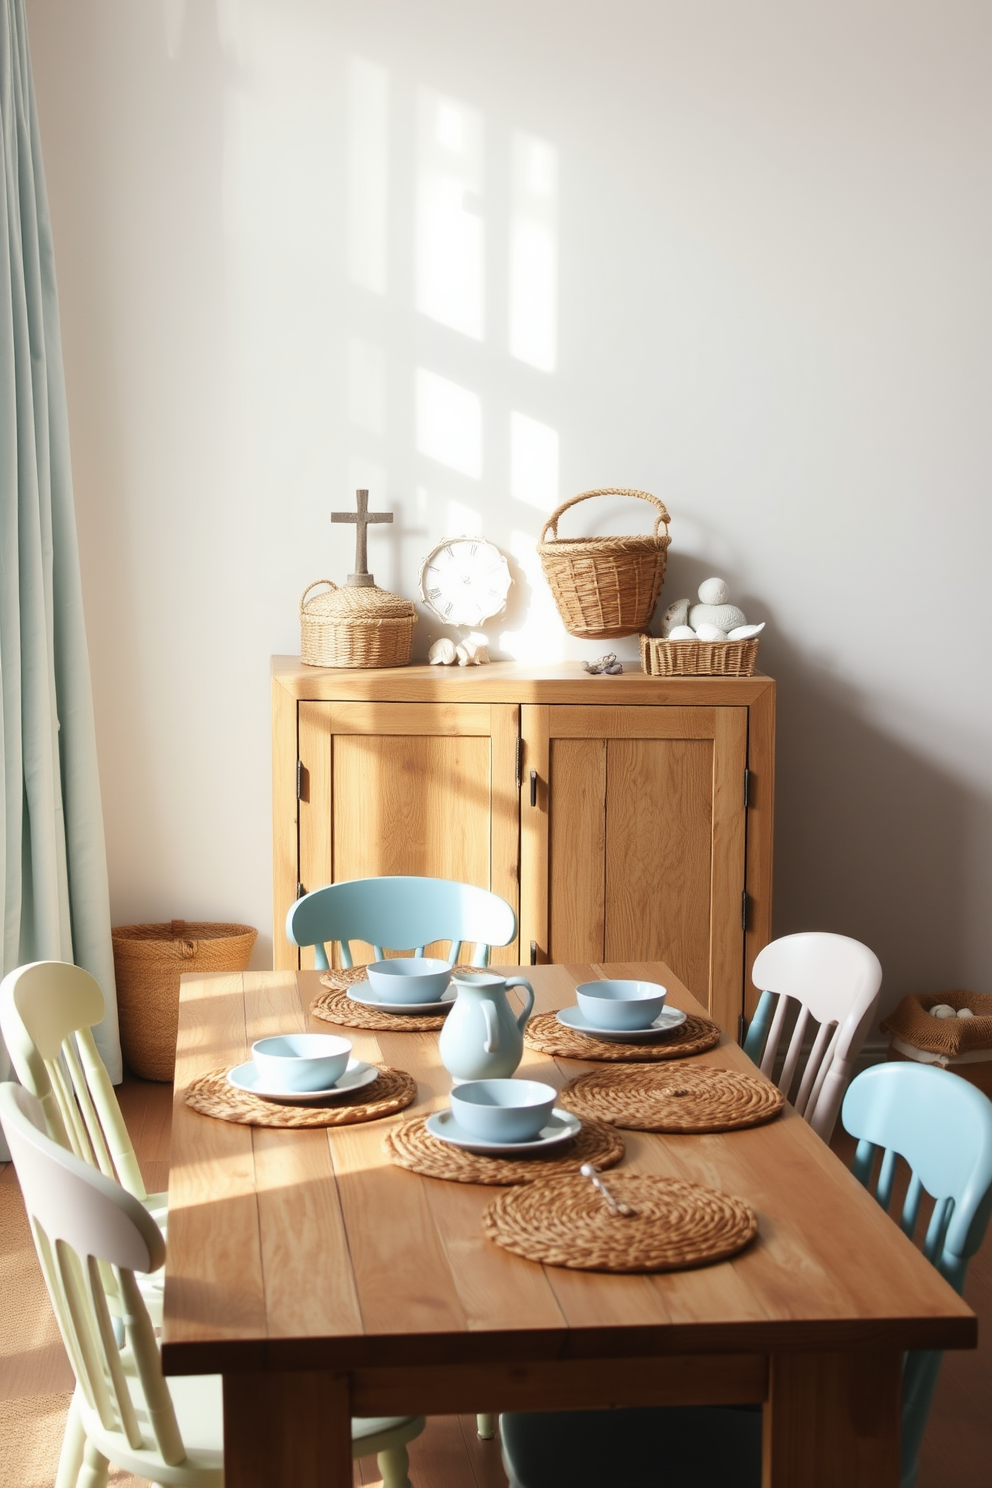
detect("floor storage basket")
(300, 580), (416, 668)
(537, 488), (671, 639)
(881, 992), (992, 1096)
(112, 920), (257, 1080)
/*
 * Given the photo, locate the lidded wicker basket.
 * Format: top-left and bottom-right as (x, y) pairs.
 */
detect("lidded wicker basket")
(300, 579), (417, 668)
(537, 488), (671, 639)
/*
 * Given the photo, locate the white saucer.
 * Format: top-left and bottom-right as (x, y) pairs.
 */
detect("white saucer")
(555, 1005), (688, 1043)
(226, 1058), (378, 1103)
(347, 981), (456, 1015)
(425, 1107), (581, 1156)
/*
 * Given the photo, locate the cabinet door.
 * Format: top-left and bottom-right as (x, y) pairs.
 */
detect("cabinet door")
(293, 701), (519, 966)
(520, 705), (748, 1032)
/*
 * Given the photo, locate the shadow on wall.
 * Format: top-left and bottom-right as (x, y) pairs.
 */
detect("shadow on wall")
(664, 550), (984, 1016)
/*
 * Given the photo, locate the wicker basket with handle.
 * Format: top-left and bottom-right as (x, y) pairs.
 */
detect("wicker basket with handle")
(300, 580), (417, 668)
(112, 920), (257, 1081)
(537, 488), (671, 638)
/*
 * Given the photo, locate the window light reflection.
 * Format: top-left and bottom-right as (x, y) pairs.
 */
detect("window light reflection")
(509, 133), (557, 371)
(348, 58), (389, 294)
(416, 369), (483, 478)
(416, 91), (484, 339)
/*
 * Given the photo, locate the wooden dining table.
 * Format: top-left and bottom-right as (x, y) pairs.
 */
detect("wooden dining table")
(162, 962), (976, 1488)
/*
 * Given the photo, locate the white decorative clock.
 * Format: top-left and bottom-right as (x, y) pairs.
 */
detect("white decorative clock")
(419, 537), (512, 627)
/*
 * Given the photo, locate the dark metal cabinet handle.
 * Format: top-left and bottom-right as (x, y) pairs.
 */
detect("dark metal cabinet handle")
(530, 769), (538, 807)
(530, 940), (538, 965)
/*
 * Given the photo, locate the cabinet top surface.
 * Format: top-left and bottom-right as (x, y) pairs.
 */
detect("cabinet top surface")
(271, 656), (775, 705)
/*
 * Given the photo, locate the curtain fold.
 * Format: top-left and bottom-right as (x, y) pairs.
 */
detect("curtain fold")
(0, 0), (121, 1123)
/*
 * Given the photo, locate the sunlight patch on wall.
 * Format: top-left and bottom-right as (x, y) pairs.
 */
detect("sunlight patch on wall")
(509, 133), (557, 371)
(416, 91), (484, 340)
(511, 411), (559, 510)
(416, 369), (482, 478)
(348, 58), (389, 294)
(499, 529), (564, 663)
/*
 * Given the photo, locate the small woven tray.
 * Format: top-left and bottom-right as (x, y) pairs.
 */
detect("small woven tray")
(483, 1173), (758, 1272)
(561, 1065), (784, 1133)
(184, 1065), (417, 1128)
(640, 634), (759, 678)
(312, 965), (477, 1032)
(524, 1010), (721, 1063)
(384, 1114), (624, 1186)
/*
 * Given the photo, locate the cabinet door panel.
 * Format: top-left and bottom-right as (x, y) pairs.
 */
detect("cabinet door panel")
(294, 701), (519, 968)
(604, 738), (713, 1002)
(548, 739), (607, 962)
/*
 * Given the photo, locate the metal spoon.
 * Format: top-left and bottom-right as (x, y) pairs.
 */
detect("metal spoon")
(580, 1163), (637, 1218)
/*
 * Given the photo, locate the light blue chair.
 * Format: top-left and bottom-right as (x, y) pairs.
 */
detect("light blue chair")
(499, 1062), (992, 1488)
(286, 876), (517, 972)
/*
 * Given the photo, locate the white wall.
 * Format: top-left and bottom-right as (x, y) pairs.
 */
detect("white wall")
(25, 0), (992, 1013)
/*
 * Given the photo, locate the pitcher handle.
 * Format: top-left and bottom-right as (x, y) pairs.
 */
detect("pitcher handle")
(506, 977), (535, 1033)
(481, 998), (500, 1054)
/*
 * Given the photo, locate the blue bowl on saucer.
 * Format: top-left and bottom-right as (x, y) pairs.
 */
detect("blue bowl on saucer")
(575, 979), (667, 1031)
(365, 957), (452, 1004)
(251, 1033), (352, 1092)
(449, 1079), (557, 1144)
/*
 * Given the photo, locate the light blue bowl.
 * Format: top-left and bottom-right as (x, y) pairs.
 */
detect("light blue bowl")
(251, 1033), (351, 1091)
(449, 1079), (557, 1144)
(575, 979), (667, 1031)
(366, 957), (452, 1004)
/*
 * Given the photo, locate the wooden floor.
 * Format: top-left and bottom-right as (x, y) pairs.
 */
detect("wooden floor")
(2, 1076), (990, 1487)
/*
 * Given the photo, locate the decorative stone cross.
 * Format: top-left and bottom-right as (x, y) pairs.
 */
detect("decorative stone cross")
(331, 488), (393, 587)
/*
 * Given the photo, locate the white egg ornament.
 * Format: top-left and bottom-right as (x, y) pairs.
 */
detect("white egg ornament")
(957, 1007), (975, 1019)
(667, 625), (697, 640)
(697, 577), (730, 606)
(695, 623), (730, 642)
(929, 1004), (957, 1019)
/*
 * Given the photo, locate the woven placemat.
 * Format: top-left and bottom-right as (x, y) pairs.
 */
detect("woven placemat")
(523, 1010), (721, 1063)
(312, 964), (478, 1032)
(483, 1173), (758, 1272)
(384, 1114), (624, 1186)
(560, 1065), (784, 1133)
(184, 1065), (417, 1128)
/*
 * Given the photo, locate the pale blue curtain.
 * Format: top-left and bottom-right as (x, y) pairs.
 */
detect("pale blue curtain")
(0, 0), (121, 1135)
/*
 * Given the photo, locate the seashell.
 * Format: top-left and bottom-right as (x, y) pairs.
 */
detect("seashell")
(695, 624), (730, 642)
(455, 640), (490, 666)
(697, 577), (730, 606)
(728, 623), (766, 641)
(689, 602), (747, 633)
(957, 1007), (975, 1018)
(667, 625), (697, 640)
(929, 1004), (957, 1019)
(660, 598), (691, 637)
(428, 638), (458, 665)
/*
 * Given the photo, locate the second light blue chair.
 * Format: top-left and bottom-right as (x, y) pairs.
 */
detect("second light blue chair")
(499, 1061), (992, 1488)
(286, 875), (517, 972)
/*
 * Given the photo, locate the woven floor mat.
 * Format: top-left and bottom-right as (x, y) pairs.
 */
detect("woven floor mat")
(560, 1064), (784, 1133)
(524, 1010), (721, 1063)
(313, 964), (478, 1032)
(384, 1114), (624, 1186)
(184, 1065), (417, 1127)
(483, 1173), (758, 1272)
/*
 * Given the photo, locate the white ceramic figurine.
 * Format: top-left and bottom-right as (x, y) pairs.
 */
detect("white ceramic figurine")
(660, 578), (766, 644)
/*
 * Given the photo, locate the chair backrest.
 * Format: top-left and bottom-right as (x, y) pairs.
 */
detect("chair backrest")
(744, 932), (882, 1140)
(842, 1063), (992, 1487)
(286, 876), (518, 971)
(0, 961), (147, 1199)
(0, 1082), (186, 1468)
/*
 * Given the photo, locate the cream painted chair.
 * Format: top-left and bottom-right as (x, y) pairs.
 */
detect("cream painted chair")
(0, 1081), (425, 1488)
(1, 960), (168, 1322)
(744, 931), (882, 1141)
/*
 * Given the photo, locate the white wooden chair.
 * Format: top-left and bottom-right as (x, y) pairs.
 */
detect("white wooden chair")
(744, 932), (882, 1141)
(0, 1081), (425, 1488)
(1, 960), (170, 1323)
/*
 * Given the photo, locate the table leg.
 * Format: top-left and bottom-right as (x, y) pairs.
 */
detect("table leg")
(763, 1350), (901, 1488)
(222, 1370), (352, 1488)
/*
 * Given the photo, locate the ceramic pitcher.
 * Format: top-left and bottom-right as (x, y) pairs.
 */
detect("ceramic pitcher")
(438, 972), (536, 1082)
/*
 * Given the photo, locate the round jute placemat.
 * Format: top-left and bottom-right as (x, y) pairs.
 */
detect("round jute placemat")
(312, 964), (478, 1032)
(183, 1065), (417, 1128)
(483, 1173), (758, 1272)
(383, 1114), (624, 1186)
(523, 1010), (721, 1063)
(560, 1064), (784, 1133)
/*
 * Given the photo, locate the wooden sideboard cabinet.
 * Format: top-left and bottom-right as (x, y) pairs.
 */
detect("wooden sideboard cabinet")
(271, 658), (775, 1035)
